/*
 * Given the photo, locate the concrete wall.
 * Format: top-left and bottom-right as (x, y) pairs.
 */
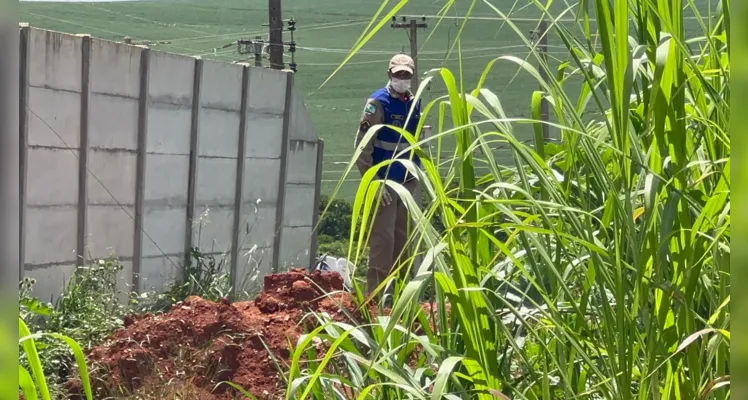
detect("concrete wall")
(18, 25), (323, 301)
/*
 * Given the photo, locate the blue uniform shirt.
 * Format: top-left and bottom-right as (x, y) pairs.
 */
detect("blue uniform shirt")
(356, 85), (421, 183)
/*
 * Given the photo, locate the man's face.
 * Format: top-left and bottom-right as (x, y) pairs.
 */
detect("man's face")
(388, 69), (413, 81)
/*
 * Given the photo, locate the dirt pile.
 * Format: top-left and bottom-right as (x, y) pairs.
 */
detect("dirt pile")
(69, 269), (371, 400)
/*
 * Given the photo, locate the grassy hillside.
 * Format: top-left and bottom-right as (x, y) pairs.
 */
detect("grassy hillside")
(19, 0), (710, 198)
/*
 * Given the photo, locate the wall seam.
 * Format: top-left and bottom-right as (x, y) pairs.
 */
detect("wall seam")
(230, 64), (250, 297)
(132, 46), (151, 293)
(309, 139), (324, 270)
(184, 57), (203, 270)
(76, 34), (91, 269)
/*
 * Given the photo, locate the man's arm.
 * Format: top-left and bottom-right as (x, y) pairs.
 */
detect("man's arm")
(354, 98), (383, 177)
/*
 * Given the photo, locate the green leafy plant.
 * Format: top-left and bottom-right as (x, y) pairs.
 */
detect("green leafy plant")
(19, 318), (93, 400)
(287, 0), (731, 399)
(19, 258), (129, 398)
(131, 248), (233, 314)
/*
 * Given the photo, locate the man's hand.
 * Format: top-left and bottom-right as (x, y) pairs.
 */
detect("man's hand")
(376, 185), (393, 207)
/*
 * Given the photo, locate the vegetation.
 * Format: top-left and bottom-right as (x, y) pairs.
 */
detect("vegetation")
(305, 0), (731, 398)
(19, 0), (729, 399)
(18, 250), (234, 399)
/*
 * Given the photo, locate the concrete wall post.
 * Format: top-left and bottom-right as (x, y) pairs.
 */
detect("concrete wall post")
(76, 34), (91, 268)
(271, 71), (293, 272)
(309, 138), (324, 270)
(18, 23), (30, 281)
(230, 64), (250, 295)
(184, 57), (203, 269)
(132, 47), (151, 292)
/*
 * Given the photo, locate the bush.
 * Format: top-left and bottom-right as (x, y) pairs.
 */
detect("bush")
(318, 195), (353, 241)
(131, 248), (233, 314)
(19, 258), (128, 398)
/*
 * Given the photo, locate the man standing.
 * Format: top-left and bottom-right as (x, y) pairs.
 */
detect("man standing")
(354, 53), (421, 295)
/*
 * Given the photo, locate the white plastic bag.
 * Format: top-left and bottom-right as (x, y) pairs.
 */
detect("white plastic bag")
(315, 254), (353, 290)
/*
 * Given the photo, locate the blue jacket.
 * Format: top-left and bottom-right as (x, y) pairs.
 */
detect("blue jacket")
(370, 87), (421, 183)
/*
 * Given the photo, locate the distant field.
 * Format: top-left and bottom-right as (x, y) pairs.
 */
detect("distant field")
(19, 0), (709, 198)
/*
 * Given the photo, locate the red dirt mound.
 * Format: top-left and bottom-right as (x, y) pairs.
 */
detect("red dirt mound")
(68, 269), (372, 400)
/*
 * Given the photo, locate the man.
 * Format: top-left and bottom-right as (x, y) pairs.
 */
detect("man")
(354, 53), (421, 295)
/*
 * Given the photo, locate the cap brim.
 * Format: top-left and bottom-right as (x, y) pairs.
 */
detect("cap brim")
(390, 65), (414, 74)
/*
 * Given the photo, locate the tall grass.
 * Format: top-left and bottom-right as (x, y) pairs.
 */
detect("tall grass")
(295, 0), (730, 399)
(19, 318), (93, 400)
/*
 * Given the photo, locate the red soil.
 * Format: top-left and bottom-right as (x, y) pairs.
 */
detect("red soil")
(69, 269), (375, 399)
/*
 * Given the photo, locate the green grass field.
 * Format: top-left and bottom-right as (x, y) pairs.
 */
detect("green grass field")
(19, 0), (709, 198)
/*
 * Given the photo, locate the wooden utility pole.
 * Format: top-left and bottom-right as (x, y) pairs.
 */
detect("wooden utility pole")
(268, 0), (284, 70)
(254, 36), (263, 67)
(391, 16), (428, 90)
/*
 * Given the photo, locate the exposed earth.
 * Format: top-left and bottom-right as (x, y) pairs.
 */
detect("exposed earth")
(68, 269), (391, 399)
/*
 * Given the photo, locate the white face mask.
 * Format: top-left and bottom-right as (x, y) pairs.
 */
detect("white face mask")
(390, 77), (411, 94)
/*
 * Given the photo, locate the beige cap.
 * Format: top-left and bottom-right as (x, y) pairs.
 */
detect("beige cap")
(389, 53), (414, 74)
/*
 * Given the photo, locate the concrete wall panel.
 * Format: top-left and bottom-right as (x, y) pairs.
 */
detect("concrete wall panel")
(142, 208), (186, 257)
(90, 38), (140, 98)
(286, 140), (319, 184)
(26, 148), (79, 206)
(144, 154), (189, 206)
(89, 93), (138, 150)
(243, 158), (281, 203)
(201, 60), (242, 111)
(198, 108), (241, 157)
(245, 114), (284, 159)
(25, 207), (78, 265)
(192, 208), (234, 254)
(248, 67), (287, 114)
(28, 29), (82, 92)
(195, 158), (237, 205)
(148, 52), (194, 106)
(28, 87), (80, 148)
(86, 205), (135, 258)
(146, 104), (192, 155)
(283, 185), (316, 227)
(87, 150), (136, 205)
(236, 245), (273, 294)
(288, 87), (317, 141)
(236, 204), (276, 249)
(25, 264), (77, 302)
(139, 256), (181, 292)
(278, 226), (313, 270)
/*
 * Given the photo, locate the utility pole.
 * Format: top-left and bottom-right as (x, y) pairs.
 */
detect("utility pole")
(391, 16), (428, 90)
(532, 19), (550, 141)
(268, 0), (284, 70)
(253, 36), (263, 67)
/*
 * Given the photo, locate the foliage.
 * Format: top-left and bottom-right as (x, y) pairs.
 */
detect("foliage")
(19, 258), (128, 398)
(318, 195), (354, 240)
(20, 318), (93, 400)
(287, 0), (731, 399)
(132, 248), (233, 313)
(19, 250), (236, 398)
